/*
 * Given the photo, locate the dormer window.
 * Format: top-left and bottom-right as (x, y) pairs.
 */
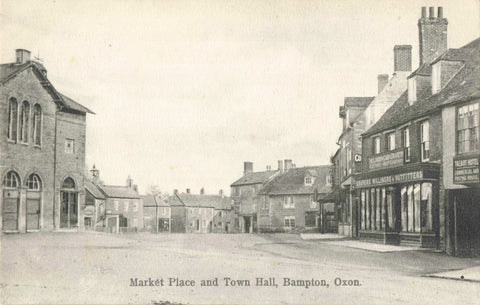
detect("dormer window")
(408, 77), (417, 104)
(305, 177), (312, 184)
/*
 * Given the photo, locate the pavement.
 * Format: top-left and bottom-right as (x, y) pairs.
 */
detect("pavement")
(300, 233), (347, 240)
(426, 266), (480, 282)
(1, 232), (480, 305)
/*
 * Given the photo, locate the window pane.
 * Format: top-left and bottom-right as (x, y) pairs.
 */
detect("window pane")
(414, 184), (421, 232)
(421, 183), (433, 231)
(408, 185), (414, 232)
(361, 190), (365, 230)
(401, 186), (408, 232)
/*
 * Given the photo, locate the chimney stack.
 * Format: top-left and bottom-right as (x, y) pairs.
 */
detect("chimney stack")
(266, 165), (271, 171)
(377, 74), (389, 93)
(418, 6), (448, 65)
(244, 162), (253, 175)
(393, 45), (412, 72)
(16, 49), (31, 64)
(219, 189), (224, 198)
(200, 187), (205, 195)
(126, 175), (133, 188)
(186, 188), (191, 194)
(284, 159), (293, 171)
(278, 160), (284, 173)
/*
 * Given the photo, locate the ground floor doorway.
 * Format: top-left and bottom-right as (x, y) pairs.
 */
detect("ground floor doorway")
(60, 192), (78, 228)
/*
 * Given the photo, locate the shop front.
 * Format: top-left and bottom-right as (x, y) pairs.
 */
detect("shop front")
(354, 163), (440, 248)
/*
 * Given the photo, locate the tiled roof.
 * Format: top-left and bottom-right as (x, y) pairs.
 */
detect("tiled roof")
(85, 180), (106, 199)
(258, 166), (331, 195)
(408, 63), (432, 78)
(344, 97), (375, 107)
(0, 61), (94, 114)
(166, 193), (231, 209)
(140, 195), (169, 207)
(364, 36), (480, 136)
(96, 185), (140, 199)
(230, 170), (278, 186)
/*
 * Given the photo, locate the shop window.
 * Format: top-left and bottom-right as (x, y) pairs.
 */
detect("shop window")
(366, 189), (371, 230)
(387, 190), (395, 231)
(402, 128), (411, 162)
(8, 98), (18, 142)
(421, 183), (433, 232)
(420, 121), (430, 161)
(376, 188), (382, 230)
(401, 183), (429, 233)
(386, 132), (395, 151)
(360, 190), (365, 230)
(19, 101), (30, 143)
(457, 103), (480, 153)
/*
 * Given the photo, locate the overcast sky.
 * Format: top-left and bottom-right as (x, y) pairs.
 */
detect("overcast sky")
(2, 0), (479, 195)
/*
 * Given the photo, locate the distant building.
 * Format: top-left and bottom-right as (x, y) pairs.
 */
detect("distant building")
(166, 189), (232, 233)
(1, 49), (93, 233)
(258, 165), (331, 232)
(230, 161), (280, 233)
(84, 166), (142, 233)
(141, 194), (171, 233)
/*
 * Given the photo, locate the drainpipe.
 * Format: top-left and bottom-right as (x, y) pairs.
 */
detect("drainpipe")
(53, 107), (59, 229)
(155, 196), (159, 234)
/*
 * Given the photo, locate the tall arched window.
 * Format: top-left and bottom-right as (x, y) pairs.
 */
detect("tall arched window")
(3, 171), (20, 188)
(33, 104), (42, 146)
(26, 174), (42, 190)
(8, 98), (18, 142)
(20, 101), (30, 143)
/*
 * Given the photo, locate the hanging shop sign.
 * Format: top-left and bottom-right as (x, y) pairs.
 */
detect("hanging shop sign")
(453, 155), (480, 184)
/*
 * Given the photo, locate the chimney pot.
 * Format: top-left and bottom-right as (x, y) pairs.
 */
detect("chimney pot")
(421, 7), (427, 18)
(393, 45), (412, 72)
(429, 7), (435, 18)
(377, 74), (389, 93)
(200, 187), (205, 195)
(186, 188), (190, 194)
(438, 7), (443, 18)
(243, 161), (253, 175)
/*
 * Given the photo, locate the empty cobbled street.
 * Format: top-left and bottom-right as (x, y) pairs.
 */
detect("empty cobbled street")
(1, 232), (479, 305)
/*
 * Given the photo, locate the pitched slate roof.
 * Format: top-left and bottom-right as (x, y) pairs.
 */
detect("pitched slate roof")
(166, 193), (231, 209)
(230, 170), (278, 186)
(258, 166), (331, 196)
(344, 97), (375, 107)
(85, 180), (106, 199)
(96, 185), (140, 199)
(364, 37), (480, 136)
(0, 61), (94, 114)
(140, 195), (169, 207)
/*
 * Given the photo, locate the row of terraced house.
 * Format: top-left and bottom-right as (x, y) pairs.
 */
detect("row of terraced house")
(321, 7), (480, 256)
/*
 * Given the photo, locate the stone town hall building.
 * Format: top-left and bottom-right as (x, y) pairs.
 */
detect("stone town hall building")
(0, 49), (93, 233)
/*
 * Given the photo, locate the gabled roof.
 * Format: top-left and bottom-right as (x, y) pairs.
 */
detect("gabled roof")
(364, 36), (480, 137)
(258, 166), (331, 196)
(0, 61), (94, 114)
(408, 63), (432, 78)
(231, 170), (278, 187)
(344, 97), (375, 107)
(96, 185), (140, 199)
(140, 195), (169, 207)
(166, 193), (231, 209)
(85, 180), (106, 199)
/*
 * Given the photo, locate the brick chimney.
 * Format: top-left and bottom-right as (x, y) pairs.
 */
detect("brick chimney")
(244, 162), (253, 175)
(377, 74), (389, 93)
(418, 6), (448, 65)
(186, 188), (191, 194)
(278, 160), (284, 173)
(284, 159), (293, 171)
(393, 45), (412, 72)
(16, 49), (31, 64)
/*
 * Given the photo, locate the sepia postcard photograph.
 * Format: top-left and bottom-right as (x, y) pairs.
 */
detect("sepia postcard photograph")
(1, 0), (480, 304)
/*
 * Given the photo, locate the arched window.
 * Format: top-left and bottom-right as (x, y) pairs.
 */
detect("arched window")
(61, 177), (76, 190)
(33, 104), (42, 146)
(26, 174), (42, 190)
(3, 171), (20, 188)
(8, 98), (18, 141)
(20, 101), (30, 143)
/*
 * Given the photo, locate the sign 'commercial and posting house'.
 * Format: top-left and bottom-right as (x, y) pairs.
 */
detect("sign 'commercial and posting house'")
(453, 155), (480, 184)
